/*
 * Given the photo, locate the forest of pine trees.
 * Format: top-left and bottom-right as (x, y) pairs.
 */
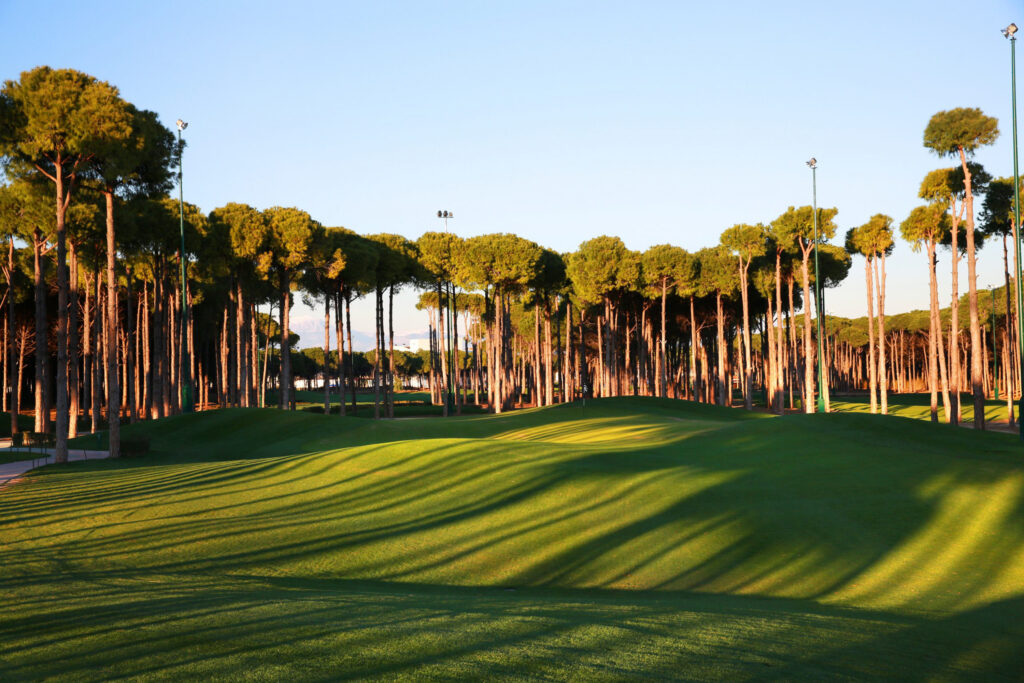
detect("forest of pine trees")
(2, 68), (1022, 463)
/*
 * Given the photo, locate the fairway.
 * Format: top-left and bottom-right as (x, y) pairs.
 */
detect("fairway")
(2, 398), (1024, 679)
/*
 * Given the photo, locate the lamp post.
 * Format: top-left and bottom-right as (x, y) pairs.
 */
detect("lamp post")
(1005, 23), (1022, 438)
(176, 119), (193, 413)
(807, 158), (826, 413)
(437, 210), (456, 414)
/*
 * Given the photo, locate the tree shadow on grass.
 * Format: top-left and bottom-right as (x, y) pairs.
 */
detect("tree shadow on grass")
(1, 574), (1021, 680)
(3, 401), (1024, 678)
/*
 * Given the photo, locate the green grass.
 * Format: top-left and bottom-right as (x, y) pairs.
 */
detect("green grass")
(832, 391), (1016, 425)
(5, 397), (1024, 679)
(281, 388), (435, 405)
(0, 450), (50, 465)
(282, 388), (488, 417)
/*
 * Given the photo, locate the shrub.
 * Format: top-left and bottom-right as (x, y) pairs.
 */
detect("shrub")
(121, 436), (151, 458)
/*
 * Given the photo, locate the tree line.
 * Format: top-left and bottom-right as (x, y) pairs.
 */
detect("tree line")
(1, 67), (1019, 464)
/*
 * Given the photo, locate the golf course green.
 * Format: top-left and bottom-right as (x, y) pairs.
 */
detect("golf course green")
(2, 397), (1022, 679)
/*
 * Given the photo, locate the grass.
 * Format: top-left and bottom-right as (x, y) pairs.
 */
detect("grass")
(0, 451), (51, 465)
(275, 389), (488, 417)
(832, 391), (1015, 426)
(5, 397), (1024, 679)
(281, 388), (435, 405)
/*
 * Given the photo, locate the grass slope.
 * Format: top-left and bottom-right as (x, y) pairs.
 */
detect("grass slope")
(832, 391), (1016, 425)
(3, 398), (1024, 679)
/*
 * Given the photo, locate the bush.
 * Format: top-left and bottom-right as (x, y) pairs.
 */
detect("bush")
(0, 413), (35, 437)
(121, 436), (151, 458)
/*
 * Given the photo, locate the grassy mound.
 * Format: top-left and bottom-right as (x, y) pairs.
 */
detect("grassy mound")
(3, 397), (1023, 679)
(832, 391), (1015, 425)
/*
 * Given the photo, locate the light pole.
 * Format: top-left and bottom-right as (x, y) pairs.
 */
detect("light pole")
(176, 119), (193, 413)
(807, 158), (826, 413)
(437, 210), (456, 414)
(1005, 23), (1022, 438)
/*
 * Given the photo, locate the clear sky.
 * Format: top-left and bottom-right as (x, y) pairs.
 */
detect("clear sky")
(2, 1), (1021, 349)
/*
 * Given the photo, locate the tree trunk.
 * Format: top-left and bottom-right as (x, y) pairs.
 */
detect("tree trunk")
(345, 292), (356, 414)
(388, 285), (396, 418)
(716, 291), (726, 406)
(68, 242), (80, 438)
(237, 283), (249, 408)
(103, 192), (120, 458)
(1002, 234), (1015, 425)
(323, 292), (331, 412)
(949, 213), (961, 426)
(127, 270), (137, 423)
(373, 286), (381, 420)
(689, 296), (699, 403)
(958, 149), (985, 429)
(6, 237), (17, 436)
(774, 250), (785, 413)
(875, 252), (888, 415)
(53, 165), (71, 461)
(801, 251), (814, 413)
(544, 300), (553, 406)
(280, 278), (292, 411)
(927, 242), (949, 423)
(739, 257), (753, 410)
(660, 280), (668, 398)
(33, 229), (48, 434)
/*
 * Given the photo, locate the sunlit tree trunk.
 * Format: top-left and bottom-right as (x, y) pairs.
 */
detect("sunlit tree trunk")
(949, 214), (961, 426)
(800, 250), (814, 413)
(33, 228), (47, 434)
(68, 242), (79, 438)
(388, 285), (396, 418)
(102, 193), (120, 456)
(6, 237), (17, 436)
(874, 252), (888, 415)
(957, 151), (985, 429)
(716, 291), (726, 406)
(323, 292), (331, 412)
(1002, 234), (1015, 425)
(280, 276), (292, 411)
(739, 257), (753, 410)
(544, 300), (554, 406)
(774, 250), (785, 413)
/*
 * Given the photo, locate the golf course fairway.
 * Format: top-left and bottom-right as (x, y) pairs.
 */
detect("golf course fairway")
(1, 397), (1022, 679)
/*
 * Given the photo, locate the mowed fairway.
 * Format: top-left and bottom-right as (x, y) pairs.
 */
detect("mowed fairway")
(2, 398), (1023, 680)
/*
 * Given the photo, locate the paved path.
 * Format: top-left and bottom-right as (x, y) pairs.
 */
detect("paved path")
(0, 449), (109, 489)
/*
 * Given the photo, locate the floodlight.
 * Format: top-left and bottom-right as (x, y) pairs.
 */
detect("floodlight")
(806, 158), (817, 169)
(1003, 23), (1018, 38)
(176, 119), (188, 131)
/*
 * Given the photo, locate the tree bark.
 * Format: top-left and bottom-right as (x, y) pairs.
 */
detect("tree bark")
(6, 237), (17, 436)
(739, 256), (753, 410)
(957, 149), (985, 429)
(716, 291), (726, 406)
(874, 252), (888, 415)
(774, 250), (785, 413)
(949, 209), (962, 426)
(800, 251), (814, 413)
(280, 278), (292, 411)
(388, 285), (396, 418)
(33, 228), (48, 434)
(103, 192), (120, 458)
(323, 292), (331, 412)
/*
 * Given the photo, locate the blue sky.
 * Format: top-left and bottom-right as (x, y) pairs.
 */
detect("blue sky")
(2, 1), (1020, 348)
